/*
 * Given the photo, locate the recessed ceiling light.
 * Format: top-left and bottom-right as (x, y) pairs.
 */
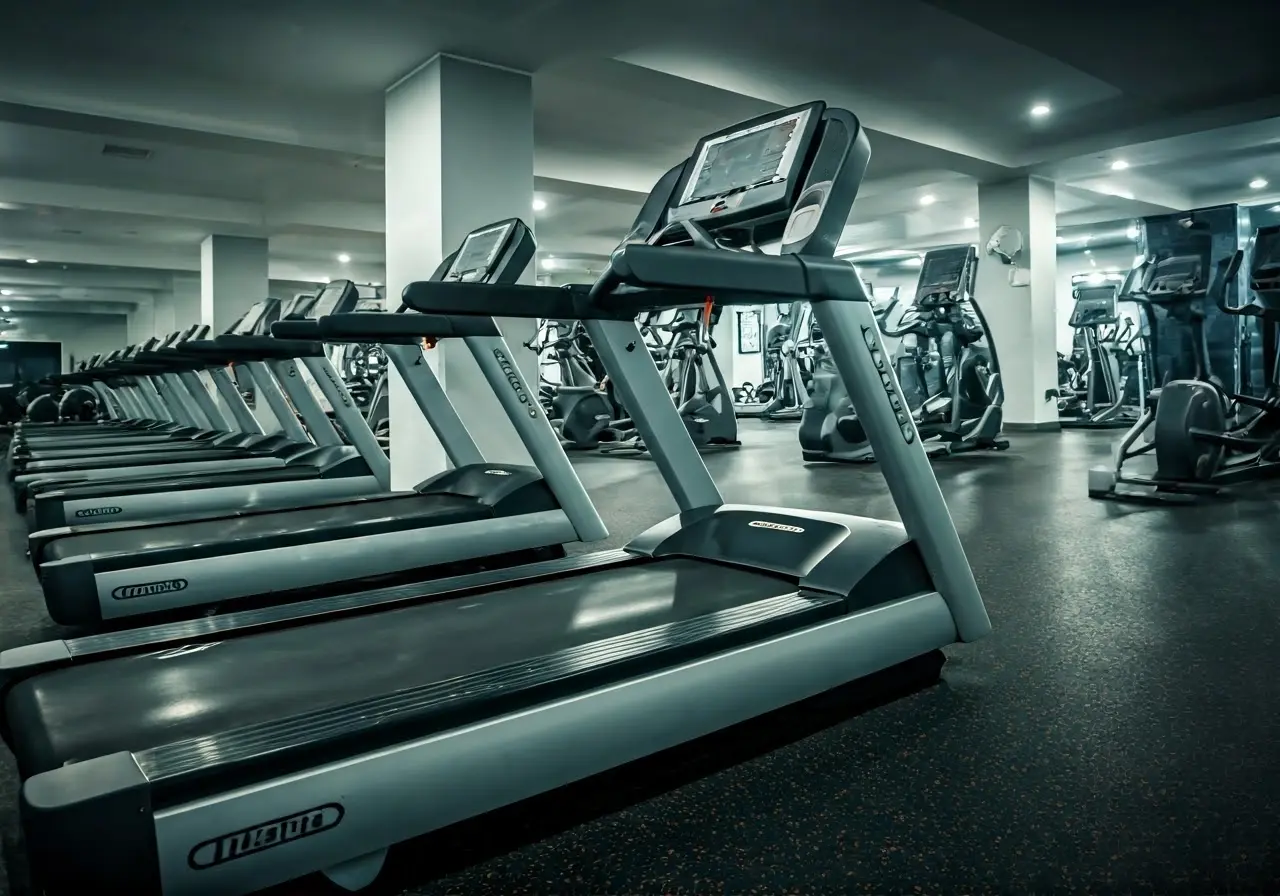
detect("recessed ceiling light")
(1055, 236), (1065, 244)
(318, 276), (331, 284)
(1110, 160), (1130, 171)
(370, 281), (383, 287)
(1270, 205), (1280, 213)
(532, 198), (547, 211)
(1126, 226), (1140, 239)
(919, 194), (936, 206)
(904, 256), (924, 267)
(0, 290), (10, 296)
(1, 306), (9, 313)
(1084, 249), (1092, 255)
(540, 258), (557, 270)
(24, 258), (37, 264)
(1250, 178), (1269, 190)
(337, 253), (351, 264)
(1029, 103), (1051, 118)
(963, 216), (977, 228)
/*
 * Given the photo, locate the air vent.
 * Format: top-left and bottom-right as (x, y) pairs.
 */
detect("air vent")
(60, 228), (83, 235)
(102, 143), (153, 161)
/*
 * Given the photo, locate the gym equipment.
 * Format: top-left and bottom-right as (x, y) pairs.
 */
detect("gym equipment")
(23, 289), (391, 531)
(763, 302), (816, 420)
(27, 220), (606, 627)
(1090, 220), (1280, 502)
(530, 319), (618, 450)
(1057, 283), (1146, 428)
(801, 245), (1008, 462)
(733, 303), (797, 417)
(0, 100), (988, 896)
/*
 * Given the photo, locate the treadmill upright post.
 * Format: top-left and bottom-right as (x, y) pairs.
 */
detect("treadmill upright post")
(383, 343), (486, 469)
(300, 355), (392, 490)
(809, 290), (992, 642)
(178, 371), (230, 431)
(268, 359), (342, 447)
(464, 332), (609, 542)
(242, 361), (310, 444)
(208, 367), (264, 434)
(585, 316), (725, 513)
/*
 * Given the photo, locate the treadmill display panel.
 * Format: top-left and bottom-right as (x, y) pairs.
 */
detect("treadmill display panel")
(281, 294), (317, 320)
(446, 222), (513, 282)
(310, 281), (355, 319)
(231, 302), (270, 336)
(680, 107), (812, 206)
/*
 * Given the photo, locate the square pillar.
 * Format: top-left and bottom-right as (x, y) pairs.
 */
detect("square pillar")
(168, 274), (203, 331)
(975, 177), (1060, 428)
(153, 293), (177, 337)
(128, 298), (155, 346)
(385, 54), (538, 489)
(201, 235), (268, 335)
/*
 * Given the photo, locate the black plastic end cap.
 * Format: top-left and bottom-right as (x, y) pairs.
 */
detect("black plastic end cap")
(22, 753), (162, 893)
(40, 559), (103, 626)
(30, 494), (68, 532)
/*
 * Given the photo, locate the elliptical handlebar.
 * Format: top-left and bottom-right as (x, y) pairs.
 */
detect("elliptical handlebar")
(1208, 250), (1246, 316)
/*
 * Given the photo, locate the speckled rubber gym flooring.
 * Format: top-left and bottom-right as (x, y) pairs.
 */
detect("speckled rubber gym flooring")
(1, 423), (1277, 895)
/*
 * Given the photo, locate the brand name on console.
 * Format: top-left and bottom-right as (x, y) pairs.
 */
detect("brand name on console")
(188, 803), (344, 870)
(74, 506), (122, 518)
(749, 520), (805, 533)
(111, 578), (189, 600)
(493, 348), (537, 417)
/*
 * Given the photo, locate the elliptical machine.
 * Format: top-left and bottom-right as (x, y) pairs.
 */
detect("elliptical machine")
(1058, 283), (1140, 429)
(1090, 221), (1280, 501)
(734, 303), (790, 416)
(800, 245), (1008, 463)
(662, 304), (740, 447)
(527, 319), (618, 450)
(761, 302), (814, 421)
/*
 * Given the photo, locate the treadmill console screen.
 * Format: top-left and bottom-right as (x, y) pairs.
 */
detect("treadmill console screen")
(281, 294), (317, 320)
(231, 302), (270, 336)
(680, 107), (812, 206)
(1253, 228), (1280, 279)
(1070, 286), (1118, 325)
(310, 280), (358, 319)
(446, 222), (513, 282)
(915, 248), (969, 306)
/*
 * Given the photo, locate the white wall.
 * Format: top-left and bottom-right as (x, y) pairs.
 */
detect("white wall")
(2, 314), (129, 371)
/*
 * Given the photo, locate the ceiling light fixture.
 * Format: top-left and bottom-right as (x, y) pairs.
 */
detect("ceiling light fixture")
(963, 216), (977, 228)
(1250, 178), (1269, 190)
(24, 258), (37, 264)
(1270, 205), (1280, 213)
(1084, 249), (1092, 255)
(919, 194), (936, 206)
(541, 258), (557, 270)
(1055, 236), (1065, 244)
(1126, 225), (1140, 240)
(904, 256), (924, 267)
(532, 198), (547, 211)
(318, 276), (331, 284)
(1110, 160), (1130, 171)
(0, 290), (10, 296)
(1029, 102), (1051, 118)
(1, 306), (9, 313)
(370, 281), (383, 288)
(337, 253), (351, 264)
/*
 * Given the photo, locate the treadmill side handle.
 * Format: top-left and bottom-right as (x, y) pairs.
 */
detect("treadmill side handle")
(22, 752), (163, 893)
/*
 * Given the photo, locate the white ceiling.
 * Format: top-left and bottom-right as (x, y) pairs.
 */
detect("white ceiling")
(0, 0), (1278, 328)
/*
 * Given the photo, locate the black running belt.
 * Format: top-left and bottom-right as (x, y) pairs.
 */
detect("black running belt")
(19, 447), (269, 475)
(7, 559), (822, 780)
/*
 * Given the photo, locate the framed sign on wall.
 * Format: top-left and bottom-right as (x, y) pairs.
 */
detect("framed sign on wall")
(737, 308), (762, 353)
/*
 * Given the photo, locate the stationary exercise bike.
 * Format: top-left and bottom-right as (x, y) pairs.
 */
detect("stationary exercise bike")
(1089, 221), (1280, 501)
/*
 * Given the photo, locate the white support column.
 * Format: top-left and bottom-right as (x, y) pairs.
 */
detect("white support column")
(385, 54), (539, 489)
(127, 298), (155, 346)
(975, 177), (1060, 428)
(169, 274), (203, 331)
(201, 235), (268, 335)
(153, 292), (177, 337)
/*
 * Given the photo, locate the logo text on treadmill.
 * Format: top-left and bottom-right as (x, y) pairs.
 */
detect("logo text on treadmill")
(188, 803), (345, 870)
(111, 578), (189, 600)
(74, 505), (122, 518)
(860, 324), (916, 444)
(484, 469), (513, 475)
(749, 520), (805, 533)
(493, 348), (537, 417)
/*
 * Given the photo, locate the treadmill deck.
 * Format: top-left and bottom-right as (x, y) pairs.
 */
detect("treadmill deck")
(7, 559), (805, 776)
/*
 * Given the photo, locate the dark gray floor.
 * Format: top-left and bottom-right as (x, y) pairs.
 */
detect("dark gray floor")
(2, 422), (1280, 894)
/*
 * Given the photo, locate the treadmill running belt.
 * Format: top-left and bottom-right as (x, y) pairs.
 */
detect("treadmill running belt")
(7, 559), (794, 776)
(40, 493), (484, 561)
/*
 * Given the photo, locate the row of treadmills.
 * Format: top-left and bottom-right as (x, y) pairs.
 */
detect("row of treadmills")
(0, 102), (991, 894)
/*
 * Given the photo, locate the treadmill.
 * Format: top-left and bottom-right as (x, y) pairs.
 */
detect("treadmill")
(8, 320), (294, 469)
(6, 313), (328, 508)
(23, 288), (390, 531)
(0, 103), (990, 895)
(27, 221), (607, 627)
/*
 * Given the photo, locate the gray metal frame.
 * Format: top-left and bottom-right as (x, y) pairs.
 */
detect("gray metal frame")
(177, 370), (230, 431)
(208, 367), (263, 434)
(383, 343), (485, 468)
(241, 361), (310, 444)
(299, 356), (391, 490)
(267, 359), (340, 447)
